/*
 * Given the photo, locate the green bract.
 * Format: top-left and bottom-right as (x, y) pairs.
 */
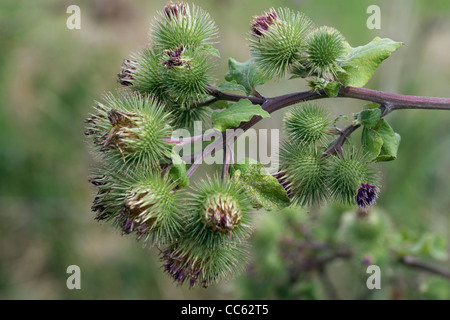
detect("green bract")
(249, 8), (313, 78)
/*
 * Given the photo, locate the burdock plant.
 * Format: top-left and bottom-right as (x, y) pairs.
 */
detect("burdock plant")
(85, 1), (450, 288)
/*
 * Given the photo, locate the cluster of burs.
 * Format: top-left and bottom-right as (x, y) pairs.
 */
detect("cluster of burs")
(85, 1), (379, 287)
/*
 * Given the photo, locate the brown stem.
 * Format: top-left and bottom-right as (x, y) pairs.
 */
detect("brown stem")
(399, 255), (450, 279)
(187, 85), (450, 177)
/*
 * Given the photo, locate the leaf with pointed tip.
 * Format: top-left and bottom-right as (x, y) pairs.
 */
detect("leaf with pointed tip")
(225, 58), (270, 95)
(338, 37), (403, 87)
(212, 99), (269, 131)
(230, 158), (290, 211)
(217, 81), (247, 94)
(203, 45), (221, 58)
(361, 127), (383, 161)
(355, 108), (382, 129)
(375, 120), (401, 162)
(324, 81), (341, 97)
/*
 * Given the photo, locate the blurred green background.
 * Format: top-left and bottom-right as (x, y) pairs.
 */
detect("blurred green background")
(1, 0), (449, 299)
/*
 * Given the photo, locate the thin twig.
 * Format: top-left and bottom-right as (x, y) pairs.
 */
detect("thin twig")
(323, 124), (361, 157)
(318, 267), (339, 300)
(399, 255), (450, 279)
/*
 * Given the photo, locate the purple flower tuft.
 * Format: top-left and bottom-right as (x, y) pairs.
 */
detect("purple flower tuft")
(163, 45), (186, 69)
(250, 8), (278, 37)
(356, 183), (379, 211)
(164, 1), (187, 21)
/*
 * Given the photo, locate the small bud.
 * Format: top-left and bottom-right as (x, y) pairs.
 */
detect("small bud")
(362, 256), (373, 266)
(305, 26), (346, 79)
(356, 183), (379, 211)
(164, 47), (213, 103)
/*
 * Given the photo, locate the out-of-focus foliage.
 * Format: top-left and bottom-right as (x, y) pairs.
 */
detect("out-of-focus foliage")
(0, 0), (449, 299)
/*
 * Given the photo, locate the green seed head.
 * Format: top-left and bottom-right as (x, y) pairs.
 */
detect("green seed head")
(327, 149), (378, 206)
(90, 165), (183, 246)
(160, 236), (249, 287)
(187, 177), (253, 244)
(305, 26), (347, 79)
(159, 176), (252, 287)
(163, 46), (214, 103)
(152, 1), (218, 51)
(279, 141), (329, 206)
(249, 7), (313, 78)
(85, 92), (173, 168)
(128, 48), (168, 100)
(284, 103), (332, 146)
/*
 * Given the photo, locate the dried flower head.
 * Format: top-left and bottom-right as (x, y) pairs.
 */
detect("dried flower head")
(162, 45), (186, 69)
(90, 165), (184, 246)
(205, 194), (241, 233)
(85, 92), (173, 167)
(118, 59), (136, 87)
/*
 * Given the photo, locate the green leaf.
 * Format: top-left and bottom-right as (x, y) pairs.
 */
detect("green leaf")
(428, 235), (448, 261)
(363, 102), (381, 110)
(203, 45), (221, 58)
(230, 158), (290, 211)
(209, 100), (229, 110)
(338, 37), (403, 87)
(217, 80), (247, 94)
(169, 152), (189, 187)
(212, 99), (269, 131)
(361, 127), (383, 161)
(355, 108), (381, 129)
(375, 120), (401, 162)
(225, 58), (270, 95)
(409, 234), (448, 260)
(324, 81), (341, 97)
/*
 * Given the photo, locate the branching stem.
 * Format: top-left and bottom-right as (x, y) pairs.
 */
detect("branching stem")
(185, 85), (450, 177)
